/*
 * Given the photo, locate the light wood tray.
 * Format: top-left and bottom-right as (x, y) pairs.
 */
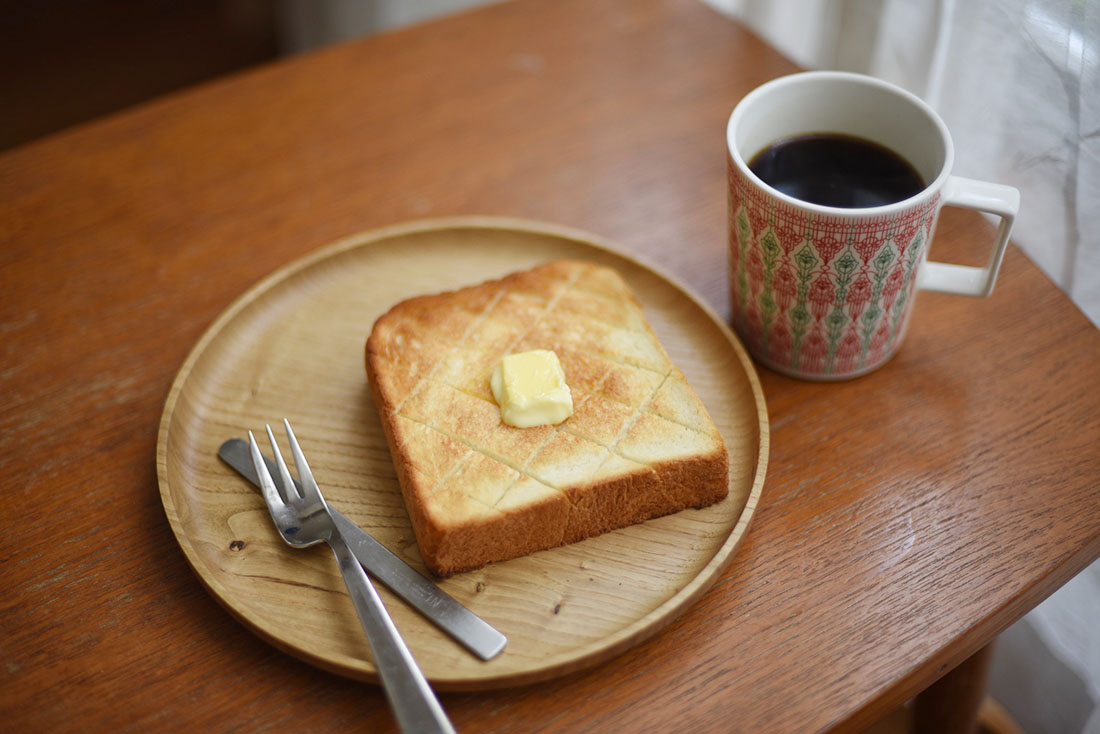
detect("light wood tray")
(157, 217), (769, 690)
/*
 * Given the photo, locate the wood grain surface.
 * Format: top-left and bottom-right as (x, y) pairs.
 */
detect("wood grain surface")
(156, 218), (766, 689)
(2, 0), (1098, 732)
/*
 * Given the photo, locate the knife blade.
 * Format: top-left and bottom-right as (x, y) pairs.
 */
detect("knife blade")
(218, 437), (506, 661)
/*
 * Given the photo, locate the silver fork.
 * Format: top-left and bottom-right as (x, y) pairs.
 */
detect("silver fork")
(249, 419), (455, 734)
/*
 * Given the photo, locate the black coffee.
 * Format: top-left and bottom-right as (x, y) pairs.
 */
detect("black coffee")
(748, 133), (925, 208)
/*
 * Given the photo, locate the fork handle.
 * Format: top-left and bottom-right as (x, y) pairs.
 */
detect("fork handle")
(330, 537), (456, 734)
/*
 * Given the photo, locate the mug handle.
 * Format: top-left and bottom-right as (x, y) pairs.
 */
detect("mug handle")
(917, 176), (1020, 297)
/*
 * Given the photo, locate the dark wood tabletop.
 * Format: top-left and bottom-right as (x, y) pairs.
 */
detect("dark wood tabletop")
(2, 0), (1098, 731)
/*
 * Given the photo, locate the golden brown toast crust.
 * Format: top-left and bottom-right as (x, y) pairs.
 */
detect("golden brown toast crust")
(366, 260), (728, 576)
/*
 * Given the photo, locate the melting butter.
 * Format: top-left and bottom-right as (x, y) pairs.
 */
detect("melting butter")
(490, 349), (573, 428)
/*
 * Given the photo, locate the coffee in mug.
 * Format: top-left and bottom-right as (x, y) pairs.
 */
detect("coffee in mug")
(726, 71), (1019, 380)
(748, 133), (925, 209)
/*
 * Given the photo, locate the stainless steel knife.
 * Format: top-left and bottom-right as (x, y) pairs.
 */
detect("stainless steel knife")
(218, 437), (506, 661)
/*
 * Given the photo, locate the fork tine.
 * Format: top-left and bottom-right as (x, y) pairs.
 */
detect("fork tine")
(248, 430), (287, 516)
(265, 423), (300, 501)
(283, 418), (322, 503)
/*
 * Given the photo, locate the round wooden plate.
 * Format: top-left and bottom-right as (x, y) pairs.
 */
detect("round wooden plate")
(157, 216), (769, 690)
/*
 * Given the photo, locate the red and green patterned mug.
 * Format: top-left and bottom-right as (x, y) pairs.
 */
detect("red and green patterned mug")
(726, 71), (1019, 380)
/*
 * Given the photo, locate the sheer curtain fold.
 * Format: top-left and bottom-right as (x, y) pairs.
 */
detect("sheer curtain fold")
(708, 0), (1100, 327)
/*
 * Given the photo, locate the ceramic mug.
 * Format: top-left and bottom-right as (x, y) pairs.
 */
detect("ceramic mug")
(726, 71), (1019, 380)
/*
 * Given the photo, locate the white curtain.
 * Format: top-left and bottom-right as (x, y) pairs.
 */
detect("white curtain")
(707, 0), (1100, 329)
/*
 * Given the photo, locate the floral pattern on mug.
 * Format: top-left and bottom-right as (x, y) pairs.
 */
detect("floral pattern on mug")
(728, 155), (940, 379)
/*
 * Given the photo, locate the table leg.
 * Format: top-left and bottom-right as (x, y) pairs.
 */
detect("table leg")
(912, 643), (994, 734)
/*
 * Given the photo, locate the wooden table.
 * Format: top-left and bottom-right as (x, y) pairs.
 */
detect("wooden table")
(3, 1), (1098, 731)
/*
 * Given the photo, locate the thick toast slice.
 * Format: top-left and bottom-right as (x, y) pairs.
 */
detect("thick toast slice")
(365, 260), (728, 576)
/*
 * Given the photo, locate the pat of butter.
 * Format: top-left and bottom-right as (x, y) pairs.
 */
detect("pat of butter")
(490, 349), (574, 428)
